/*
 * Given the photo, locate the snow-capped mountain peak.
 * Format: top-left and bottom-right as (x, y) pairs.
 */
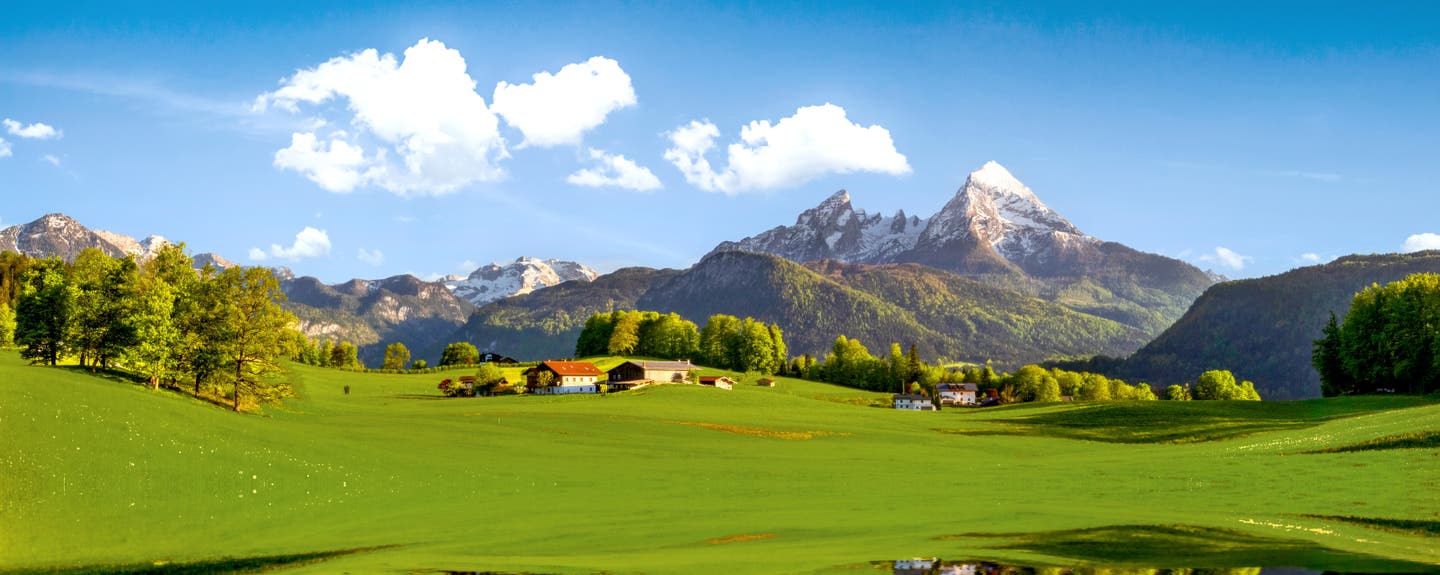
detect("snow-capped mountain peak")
(444, 257), (599, 306)
(712, 160), (1107, 275)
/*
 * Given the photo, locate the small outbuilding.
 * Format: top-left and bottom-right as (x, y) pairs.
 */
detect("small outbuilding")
(698, 376), (735, 390)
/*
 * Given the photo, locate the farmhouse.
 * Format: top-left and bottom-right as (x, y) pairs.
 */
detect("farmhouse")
(893, 393), (936, 411)
(524, 361), (604, 395)
(936, 382), (978, 405)
(606, 360), (698, 390)
(698, 376), (734, 390)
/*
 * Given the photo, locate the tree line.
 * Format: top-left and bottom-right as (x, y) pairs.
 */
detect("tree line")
(784, 334), (1259, 403)
(4, 247), (295, 411)
(576, 311), (787, 375)
(1314, 272), (1440, 396)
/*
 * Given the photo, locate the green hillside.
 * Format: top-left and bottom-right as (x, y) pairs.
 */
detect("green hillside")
(2, 351), (1438, 573)
(450, 252), (1149, 367)
(1118, 252), (1440, 399)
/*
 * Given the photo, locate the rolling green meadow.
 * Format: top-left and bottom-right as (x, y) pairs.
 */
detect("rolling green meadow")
(1, 350), (1438, 574)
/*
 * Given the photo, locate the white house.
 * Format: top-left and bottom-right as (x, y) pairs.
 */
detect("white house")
(893, 394), (936, 411)
(936, 383), (978, 405)
(524, 361), (604, 395)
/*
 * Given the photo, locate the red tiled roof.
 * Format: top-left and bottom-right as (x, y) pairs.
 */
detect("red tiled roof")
(539, 361), (603, 377)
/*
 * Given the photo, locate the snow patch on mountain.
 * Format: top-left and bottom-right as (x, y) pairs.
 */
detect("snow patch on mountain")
(444, 257), (600, 306)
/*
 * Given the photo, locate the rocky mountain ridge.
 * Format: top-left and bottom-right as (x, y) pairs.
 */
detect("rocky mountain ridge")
(710, 161), (1214, 336)
(444, 257), (599, 306)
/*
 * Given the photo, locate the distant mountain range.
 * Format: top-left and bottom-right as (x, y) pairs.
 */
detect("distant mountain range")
(1110, 252), (1440, 399)
(0, 213), (235, 268)
(443, 257), (598, 306)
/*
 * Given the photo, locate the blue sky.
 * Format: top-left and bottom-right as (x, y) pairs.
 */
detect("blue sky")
(1, 1), (1437, 282)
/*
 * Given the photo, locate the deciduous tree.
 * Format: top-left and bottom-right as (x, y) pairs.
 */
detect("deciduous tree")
(382, 342), (411, 370)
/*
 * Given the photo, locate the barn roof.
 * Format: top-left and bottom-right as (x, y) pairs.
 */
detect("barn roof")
(537, 360), (603, 376)
(611, 360), (698, 372)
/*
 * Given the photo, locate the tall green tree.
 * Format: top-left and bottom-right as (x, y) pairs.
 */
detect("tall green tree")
(439, 342), (479, 366)
(1312, 311), (1351, 397)
(738, 318), (777, 374)
(1163, 384), (1190, 401)
(317, 339), (334, 368)
(0, 302), (15, 348)
(0, 251), (34, 307)
(68, 249), (140, 369)
(699, 314), (741, 369)
(130, 273), (178, 389)
(331, 341), (360, 369)
(382, 342), (411, 370)
(178, 265), (229, 394)
(15, 258), (73, 366)
(213, 266), (296, 412)
(607, 311), (641, 355)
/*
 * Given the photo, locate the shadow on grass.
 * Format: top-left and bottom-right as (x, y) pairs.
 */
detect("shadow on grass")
(936, 397), (1438, 444)
(1300, 430), (1440, 454)
(1, 544), (399, 574)
(934, 524), (1437, 572)
(1301, 514), (1440, 538)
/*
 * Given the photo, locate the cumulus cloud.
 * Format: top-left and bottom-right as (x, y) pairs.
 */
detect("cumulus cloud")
(567, 148), (661, 191)
(663, 103), (910, 194)
(0, 137), (10, 158)
(1199, 246), (1253, 271)
(1402, 233), (1440, 253)
(272, 132), (369, 192)
(1298, 253), (1322, 264)
(256, 38), (508, 196)
(357, 248), (385, 266)
(3, 119), (62, 140)
(492, 56), (636, 148)
(253, 227), (331, 262)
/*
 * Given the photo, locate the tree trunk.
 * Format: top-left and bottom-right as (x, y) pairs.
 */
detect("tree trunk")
(194, 373), (201, 395)
(233, 360), (242, 412)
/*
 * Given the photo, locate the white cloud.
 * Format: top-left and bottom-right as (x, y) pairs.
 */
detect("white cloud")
(1298, 252), (1322, 264)
(1199, 246), (1253, 271)
(256, 38), (508, 196)
(357, 248), (385, 266)
(254, 227), (331, 262)
(273, 132), (369, 192)
(663, 103), (911, 194)
(3, 118), (62, 140)
(567, 148), (661, 191)
(42, 154), (60, 167)
(458, 259), (477, 271)
(0, 137), (10, 158)
(1402, 233), (1440, 253)
(491, 56), (636, 148)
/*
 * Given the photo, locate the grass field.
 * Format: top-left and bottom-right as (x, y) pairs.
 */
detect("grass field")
(1, 350), (1437, 574)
